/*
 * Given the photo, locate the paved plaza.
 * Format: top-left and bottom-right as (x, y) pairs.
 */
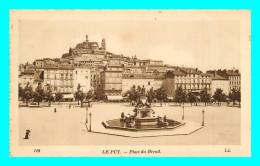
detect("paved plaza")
(19, 103), (241, 146)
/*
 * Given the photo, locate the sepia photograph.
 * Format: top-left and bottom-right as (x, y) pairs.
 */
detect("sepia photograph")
(9, 10), (251, 157)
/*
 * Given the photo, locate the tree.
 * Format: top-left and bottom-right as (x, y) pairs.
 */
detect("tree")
(236, 90), (241, 107)
(86, 89), (94, 100)
(146, 87), (156, 105)
(124, 85), (142, 105)
(18, 83), (24, 101)
(200, 87), (211, 106)
(174, 86), (187, 106)
(229, 88), (237, 105)
(229, 89), (241, 106)
(74, 84), (82, 105)
(33, 84), (44, 106)
(213, 88), (226, 106)
(155, 87), (167, 106)
(188, 92), (196, 106)
(44, 88), (54, 106)
(55, 91), (64, 104)
(94, 85), (104, 101)
(23, 82), (33, 106)
(61, 53), (70, 58)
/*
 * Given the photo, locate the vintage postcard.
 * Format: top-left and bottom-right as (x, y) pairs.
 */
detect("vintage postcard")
(9, 10), (251, 157)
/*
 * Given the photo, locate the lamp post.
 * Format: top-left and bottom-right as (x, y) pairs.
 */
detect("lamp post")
(182, 105), (184, 120)
(89, 112), (92, 132)
(202, 109), (205, 126)
(86, 106), (88, 123)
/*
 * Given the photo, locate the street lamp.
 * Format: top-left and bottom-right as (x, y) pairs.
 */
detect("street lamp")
(182, 105), (184, 120)
(202, 109), (205, 126)
(86, 106), (88, 124)
(89, 112), (92, 132)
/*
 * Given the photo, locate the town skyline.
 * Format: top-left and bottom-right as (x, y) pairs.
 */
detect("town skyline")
(19, 19), (241, 72)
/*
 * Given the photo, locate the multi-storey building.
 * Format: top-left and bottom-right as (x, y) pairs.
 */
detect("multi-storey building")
(207, 69), (241, 92)
(226, 70), (241, 91)
(33, 59), (44, 68)
(100, 59), (123, 100)
(147, 65), (167, 74)
(91, 66), (102, 90)
(43, 64), (74, 101)
(122, 74), (153, 93)
(211, 74), (229, 95)
(122, 74), (164, 94)
(164, 68), (212, 98)
(130, 56), (164, 67)
(73, 65), (91, 93)
(19, 69), (35, 89)
(74, 56), (103, 66)
(124, 66), (146, 74)
(43, 58), (55, 65)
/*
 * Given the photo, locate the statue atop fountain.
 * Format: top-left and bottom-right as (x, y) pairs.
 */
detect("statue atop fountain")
(102, 95), (184, 131)
(120, 96), (169, 128)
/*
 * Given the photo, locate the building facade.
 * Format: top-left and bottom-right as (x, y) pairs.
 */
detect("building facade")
(211, 78), (229, 95)
(164, 68), (212, 99)
(19, 70), (35, 89)
(100, 60), (123, 100)
(122, 74), (164, 94)
(43, 64), (74, 101)
(73, 66), (91, 93)
(207, 69), (241, 93)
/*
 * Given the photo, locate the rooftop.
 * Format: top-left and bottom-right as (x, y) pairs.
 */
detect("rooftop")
(74, 56), (102, 62)
(212, 74), (229, 80)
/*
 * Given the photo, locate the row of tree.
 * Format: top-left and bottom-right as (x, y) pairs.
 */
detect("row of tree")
(19, 82), (241, 107)
(174, 86), (241, 106)
(124, 85), (167, 106)
(19, 83), (104, 107)
(74, 84), (105, 107)
(124, 85), (241, 107)
(19, 83), (63, 106)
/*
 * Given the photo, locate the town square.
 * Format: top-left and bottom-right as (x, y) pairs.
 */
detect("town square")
(10, 10), (251, 157)
(19, 102), (241, 146)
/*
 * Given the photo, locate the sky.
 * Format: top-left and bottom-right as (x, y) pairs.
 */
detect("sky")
(18, 12), (241, 72)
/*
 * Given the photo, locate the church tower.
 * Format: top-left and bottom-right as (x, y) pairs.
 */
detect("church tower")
(101, 38), (106, 51)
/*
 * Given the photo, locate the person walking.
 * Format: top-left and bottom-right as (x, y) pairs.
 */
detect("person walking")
(54, 107), (57, 113)
(24, 130), (31, 139)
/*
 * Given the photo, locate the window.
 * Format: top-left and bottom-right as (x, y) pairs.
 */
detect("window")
(148, 81), (150, 85)
(76, 71), (77, 74)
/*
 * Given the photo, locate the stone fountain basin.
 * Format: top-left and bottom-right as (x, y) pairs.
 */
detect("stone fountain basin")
(102, 118), (185, 132)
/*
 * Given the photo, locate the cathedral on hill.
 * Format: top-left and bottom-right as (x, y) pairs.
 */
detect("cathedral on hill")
(69, 34), (107, 59)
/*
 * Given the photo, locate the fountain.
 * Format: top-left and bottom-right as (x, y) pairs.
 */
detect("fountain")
(102, 97), (185, 131)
